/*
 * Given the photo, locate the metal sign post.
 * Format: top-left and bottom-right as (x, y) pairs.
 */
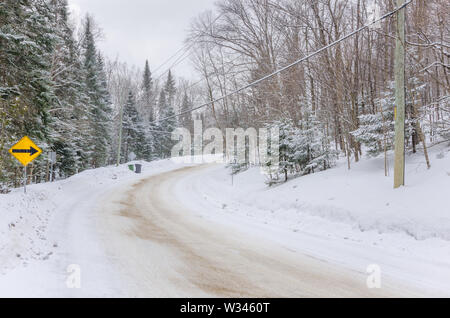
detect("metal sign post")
(23, 166), (27, 194)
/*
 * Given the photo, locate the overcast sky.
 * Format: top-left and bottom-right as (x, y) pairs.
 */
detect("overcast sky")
(68, 0), (215, 80)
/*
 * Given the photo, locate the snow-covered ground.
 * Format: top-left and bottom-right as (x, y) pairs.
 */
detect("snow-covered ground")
(0, 145), (449, 297)
(0, 159), (195, 297)
(181, 146), (450, 241)
(174, 145), (450, 296)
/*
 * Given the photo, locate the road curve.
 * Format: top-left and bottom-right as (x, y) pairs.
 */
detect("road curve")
(97, 165), (419, 297)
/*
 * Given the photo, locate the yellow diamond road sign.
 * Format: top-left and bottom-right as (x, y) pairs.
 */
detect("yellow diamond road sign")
(9, 136), (43, 167)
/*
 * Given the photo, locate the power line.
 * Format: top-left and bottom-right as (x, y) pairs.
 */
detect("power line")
(154, 43), (195, 82)
(180, 54), (245, 94)
(152, 13), (225, 81)
(151, 0), (413, 125)
(152, 43), (192, 75)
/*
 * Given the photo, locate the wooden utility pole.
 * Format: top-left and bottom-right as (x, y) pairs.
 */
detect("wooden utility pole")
(393, 0), (406, 189)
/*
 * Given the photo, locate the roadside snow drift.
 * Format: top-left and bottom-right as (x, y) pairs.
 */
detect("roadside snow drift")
(182, 146), (450, 241)
(173, 146), (450, 295)
(0, 159), (193, 297)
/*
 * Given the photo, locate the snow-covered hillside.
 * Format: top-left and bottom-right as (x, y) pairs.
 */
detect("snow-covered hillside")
(174, 145), (450, 295)
(182, 146), (450, 241)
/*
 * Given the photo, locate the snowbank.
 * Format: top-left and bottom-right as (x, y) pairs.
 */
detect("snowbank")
(170, 145), (450, 295)
(180, 145), (450, 241)
(0, 159), (192, 296)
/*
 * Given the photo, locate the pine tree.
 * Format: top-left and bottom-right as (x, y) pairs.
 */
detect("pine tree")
(121, 91), (147, 161)
(145, 108), (159, 161)
(81, 16), (112, 168)
(278, 119), (295, 182)
(157, 89), (176, 158)
(149, 119), (162, 160)
(265, 108), (336, 185)
(141, 60), (156, 161)
(180, 92), (193, 131)
(47, 0), (88, 177)
(352, 90), (395, 157)
(164, 70), (176, 109)
(142, 60), (153, 115)
(122, 92), (138, 161)
(296, 109), (336, 174)
(93, 53), (113, 165)
(0, 0), (57, 188)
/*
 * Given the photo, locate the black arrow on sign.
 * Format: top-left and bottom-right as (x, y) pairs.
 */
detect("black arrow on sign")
(12, 146), (39, 156)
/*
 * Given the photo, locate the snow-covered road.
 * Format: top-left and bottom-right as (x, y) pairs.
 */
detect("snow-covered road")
(97, 165), (421, 297)
(1, 155), (448, 297)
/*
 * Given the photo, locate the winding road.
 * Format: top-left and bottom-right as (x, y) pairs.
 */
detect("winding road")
(95, 165), (420, 297)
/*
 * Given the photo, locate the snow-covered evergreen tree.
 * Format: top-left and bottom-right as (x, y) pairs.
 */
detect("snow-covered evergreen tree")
(164, 70), (176, 109)
(179, 92), (193, 132)
(121, 91), (147, 161)
(47, 0), (86, 177)
(265, 106), (336, 184)
(156, 90), (175, 158)
(277, 119), (296, 182)
(297, 109), (336, 174)
(81, 17), (112, 168)
(0, 0), (56, 188)
(140, 60), (157, 161)
(351, 91), (395, 157)
(142, 60), (154, 116)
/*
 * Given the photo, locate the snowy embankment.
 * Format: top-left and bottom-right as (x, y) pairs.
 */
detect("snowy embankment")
(0, 159), (192, 297)
(174, 145), (450, 295)
(182, 146), (450, 241)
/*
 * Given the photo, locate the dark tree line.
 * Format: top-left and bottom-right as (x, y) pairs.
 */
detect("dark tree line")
(1, 0), (113, 190)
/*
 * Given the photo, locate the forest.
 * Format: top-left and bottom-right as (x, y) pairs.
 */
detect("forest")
(0, 0), (449, 191)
